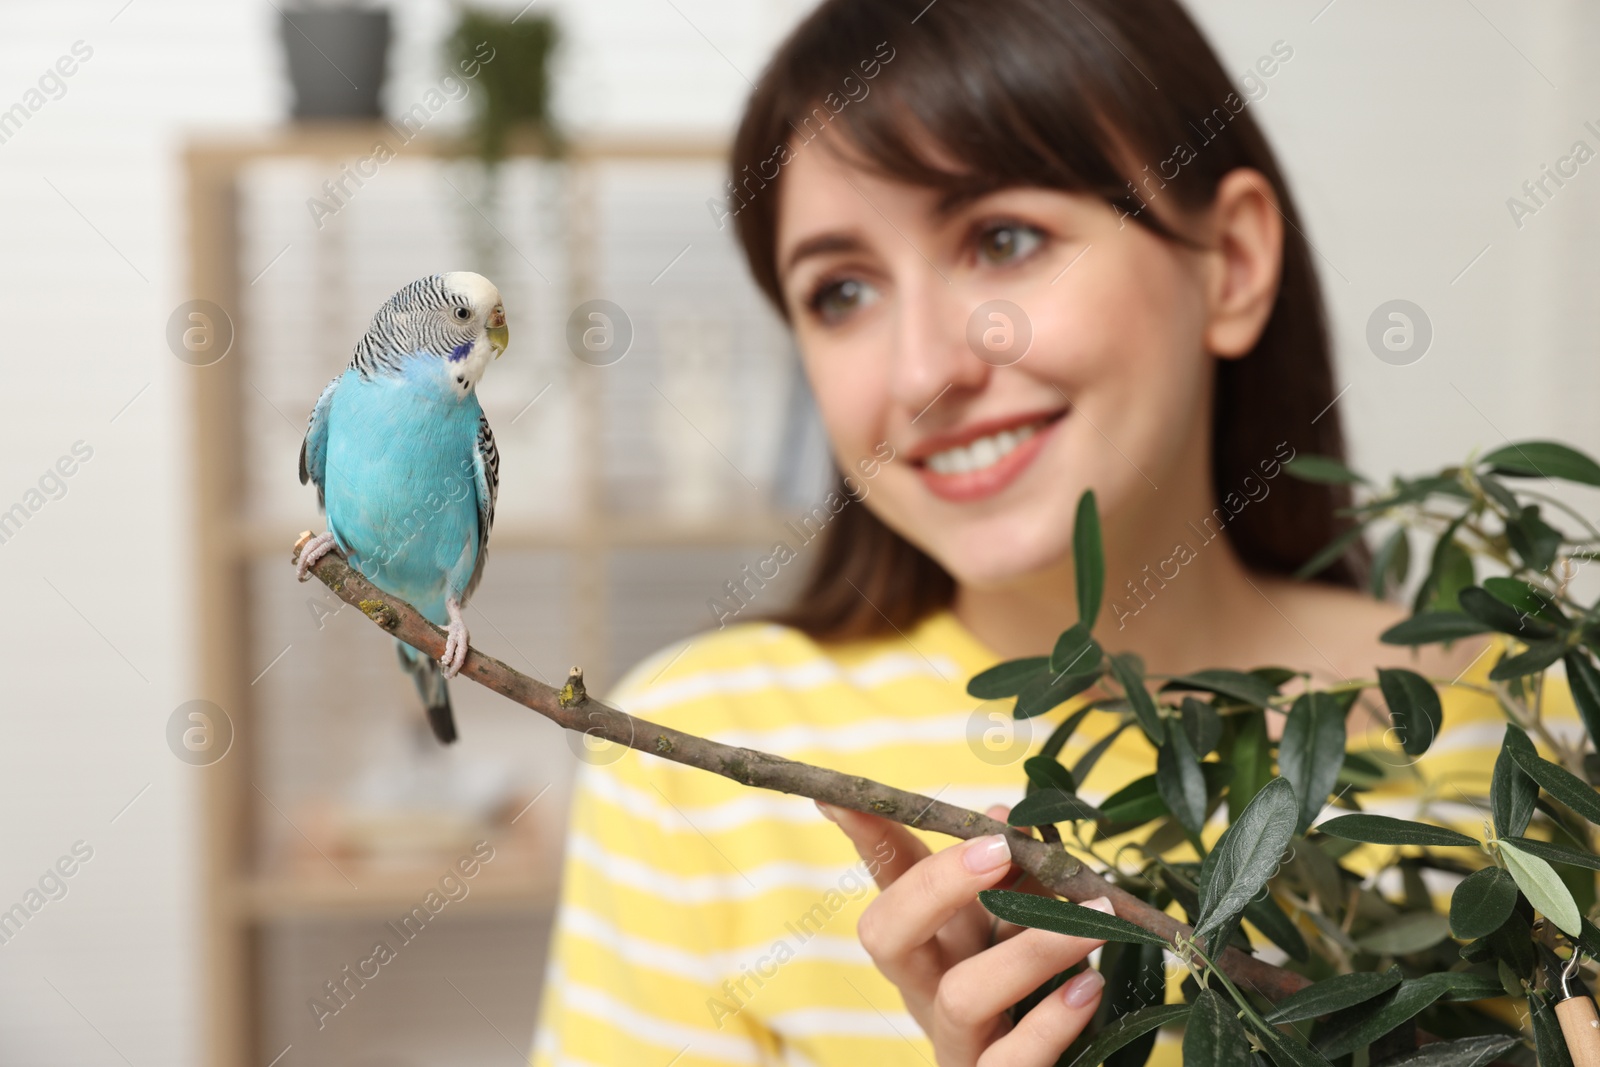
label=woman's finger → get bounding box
[853,832,1017,977]
[935,899,1112,1066]
[975,965,1105,1067]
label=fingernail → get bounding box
[1083,895,1114,914]
[1062,967,1104,1008]
[962,834,1011,873]
[815,800,838,823]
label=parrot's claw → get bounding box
[296,531,338,582]
[441,598,469,678]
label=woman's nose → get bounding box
[889,271,994,420]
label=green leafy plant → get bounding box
[446,8,561,163]
[975,441,1600,1065]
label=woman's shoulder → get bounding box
[1246,576,1493,683]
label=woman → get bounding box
[533,1,1555,1064]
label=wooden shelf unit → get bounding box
[186,125,759,1067]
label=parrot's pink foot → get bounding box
[296,531,337,582]
[440,597,469,678]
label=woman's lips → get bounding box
[913,411,1066,503]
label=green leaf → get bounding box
[1379,611,1491,647]
[978,890,1169,947]
[1414,534,1474,615]
[1477,471,1523,513]
[1099,939,1168,1067]
[1024,755,1075,794]
[1449,865,1520,939]
[1194,778,1297,945]
[1370,526,1412,598]
[1074,490,1104,629]
[1374,668,1443,759]
[1354,911,1453,955]
[1285,454,1367,485]
[1051,622,1103,677]
[1278,692,1346,834]
[1488,636,1567,681]
[1249,1016,1336,1067]
[967,656,1050,699]
[1227,712,1271,822]
[1064,1003,1191,1067]
[1375,1035,1521,1067]
[1500,840,1583,936]
[1160,669,1279,708]
[1531,991,1578,1067]
[1481,439,1600,486]
[1014,668,1101,719]
[1507,504,1563,572]
[1483,575,1568,625]
[1458,585,1557,639]
[1009,789,1105,827]
[1315,974,1470,1059]
[1099,763,1231,826]
[1110,652,1162,745]
[1156,719,1208,836]
[1505,724,1600,827]
[1294,523,1367,581]
[1503,834,1600,872]
[1315,814,1478,848]
[1563,650,1600,752]
[1491,728,1539,838]
[1182,990,1253,1067]
[1180,697,1222,756]
[1263,968,1402,1024]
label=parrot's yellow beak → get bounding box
[487,305,508,358]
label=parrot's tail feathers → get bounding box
[426,703,458,745]
[396,640,458,744]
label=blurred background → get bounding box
[2,1,1599,1064]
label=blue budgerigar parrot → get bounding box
[296,272,508,744]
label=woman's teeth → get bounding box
[924,422,1041,476]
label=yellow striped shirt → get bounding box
[532,609,1584,1066]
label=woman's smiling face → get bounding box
[775,142,1235,591]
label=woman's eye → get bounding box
[977,223,1044,265]
[807,277,877,324]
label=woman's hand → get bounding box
[818,801,1110,1067]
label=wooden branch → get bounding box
[293,534,1312,1001]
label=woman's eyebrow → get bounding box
[780,232,867,278]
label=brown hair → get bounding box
[730,0,1368,640]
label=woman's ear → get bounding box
[1201,168,1285,359]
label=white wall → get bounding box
[0,0,1596,1062]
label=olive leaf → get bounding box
[978,890,1169,947]
[1278,691,1346,834]
[1194,777,1297,945]
[1504,724,1600,827]
[1449,866,1519,940]
[1315,814,1478,848]
[1263,967,1402,1024]
[1074,489,1104,629]
[1156,719,1208,836]
[1481,439,1600,486]
[1182,989,1253,1067]
[1376,667,1443,758]
[1499,839,1582,937]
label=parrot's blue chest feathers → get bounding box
[321,357,484,624]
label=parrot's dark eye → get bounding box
[453,306,471,321]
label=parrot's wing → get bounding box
[298,375,341,509]
[465,410,499,600]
